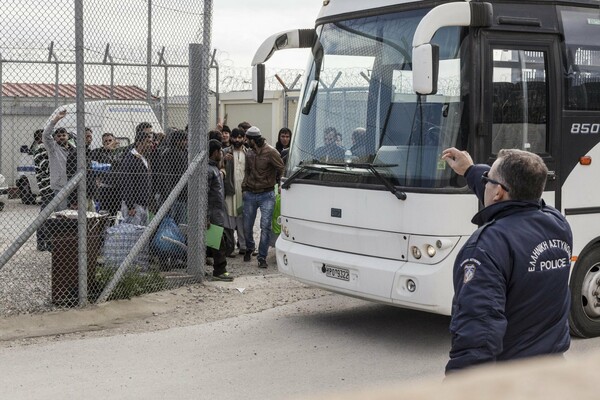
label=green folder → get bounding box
[206,224,224,250]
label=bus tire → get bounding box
[569,246,600,338]
[17,177,36,205]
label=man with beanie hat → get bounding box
[242,126,285,268]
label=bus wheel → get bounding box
[569,246,600,338]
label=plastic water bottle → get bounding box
[344,149,352,170]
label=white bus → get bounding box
[252,0,600,338]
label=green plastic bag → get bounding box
[272,186,281,235]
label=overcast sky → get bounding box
[212,0,322,69]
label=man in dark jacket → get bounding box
[207,139,234,281]
[441,147,572,374]
[34,141,53,251]
[90,133,124,215]
[119,127,155,226]
[66,127,94,210]
[156,129,188,223]
[314,126,345,163]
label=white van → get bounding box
[15,100,163,204]
[54,100,163,149]
[0,173,8,211]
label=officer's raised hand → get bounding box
[442,147,474,176]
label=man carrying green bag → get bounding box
[206,139,234,282]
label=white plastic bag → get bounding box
[102,222,149,269]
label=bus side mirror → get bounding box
[252,29,316,104]
[413,44,439,95]
[411,1,492,95]
[252,64,265,103]
[301,80,319,115]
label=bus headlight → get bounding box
[426,245,436,257]
[408,235,461,264]
[411,246,422,259]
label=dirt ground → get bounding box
[0,247,332,348]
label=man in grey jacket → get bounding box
[42,109,72,209]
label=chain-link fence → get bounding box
[0,0,213,315]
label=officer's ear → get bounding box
[494,185,511,202]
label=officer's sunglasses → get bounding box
[481,171,510,192]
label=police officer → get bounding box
[441,147,572,374]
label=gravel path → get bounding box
[0,198,287,317]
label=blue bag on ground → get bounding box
[150,216,186,260]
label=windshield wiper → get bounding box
[281,163,406,200]
[353,162,407,200]
[281,164,330,189]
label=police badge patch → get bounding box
[463,264,476,284]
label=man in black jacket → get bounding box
[119,126,155,226]
[66,127,94,210]
[90,133,124,215]
[156,129,188,223]
[441,147,572,374]
[207,139,234,281]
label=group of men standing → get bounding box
[207,122,285,281]
[33,109,285,282]
[34,110,164,250]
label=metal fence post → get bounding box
[187,43,207,279]
[187,0,212,279]
[0,54,3,173]
[147,0,153,103]
[74,0,88,306]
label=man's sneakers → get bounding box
[212,272,234,282]
[243,250,252,262]
[257,258,268,269]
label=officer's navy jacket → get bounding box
[446,164,572,373]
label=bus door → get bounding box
[480,33,561,207]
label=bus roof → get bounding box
[317,0,600,23]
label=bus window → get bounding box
[561,7,600,111]
[491,49,547,155]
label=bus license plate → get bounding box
[324,265,350,281]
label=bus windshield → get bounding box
[288,8,467,189]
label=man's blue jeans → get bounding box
[243,190,275,260]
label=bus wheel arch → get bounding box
[569,243,600,338]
